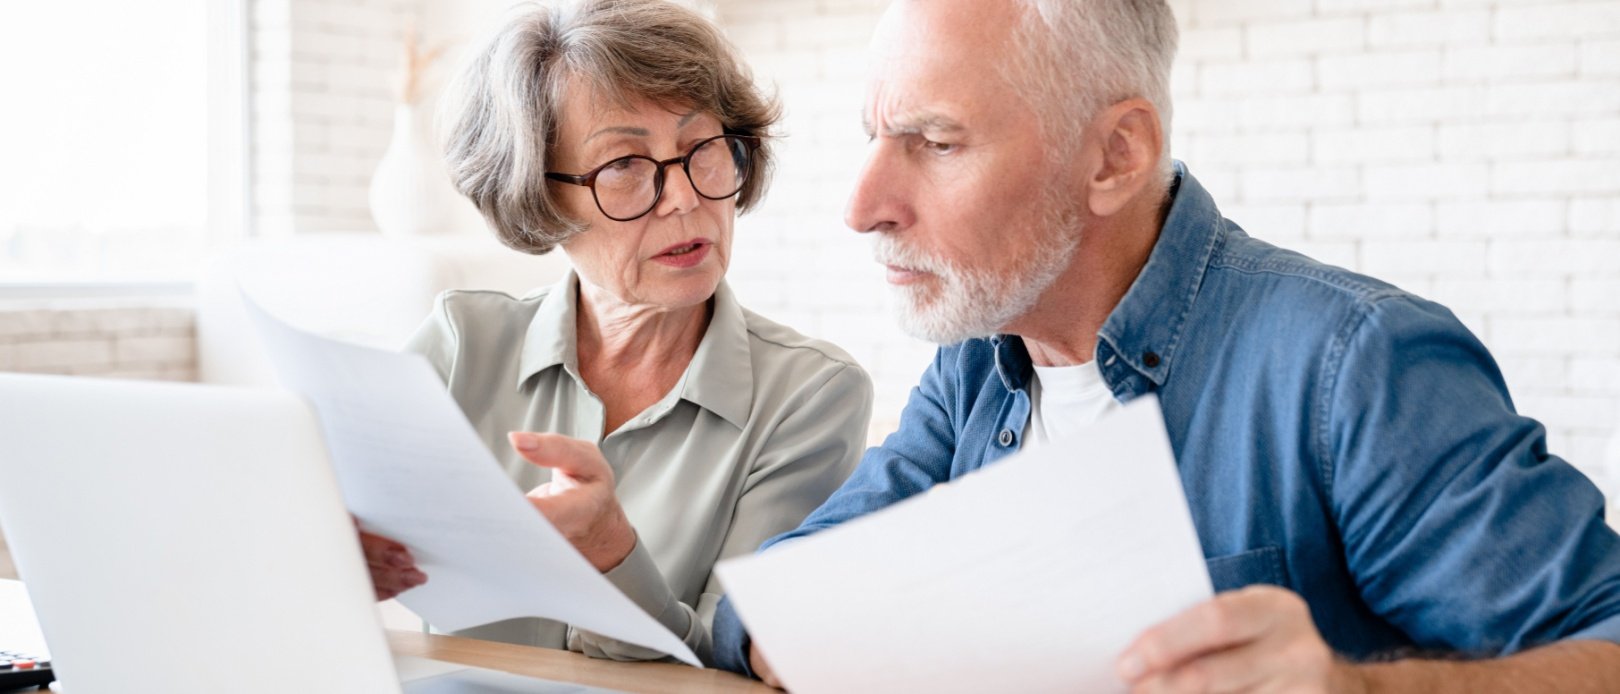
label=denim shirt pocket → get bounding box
[1206,546,1291,593]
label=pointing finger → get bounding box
[508,432,613,483]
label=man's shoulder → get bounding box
[1212,230,1399,304]
[1193,226,1483,372]
[1204,228,1422,327]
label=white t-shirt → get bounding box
[1024,360,1119,447]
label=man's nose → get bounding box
[844,144,912,234]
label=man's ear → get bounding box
[1084,98,1164,219]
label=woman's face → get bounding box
[550,85,737,312]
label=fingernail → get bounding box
[387,550,411,568]
[407,570,427,585]
[510,432,538,451]
[1117,652,1144,681]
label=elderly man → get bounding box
[711,0,1620,691]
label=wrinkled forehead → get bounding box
[864,1,1027,132]
[556,74,709,140]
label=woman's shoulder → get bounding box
[738,307,867,384]
[427,287,550,337]
[410,287,550,362]
[431,287,548,320]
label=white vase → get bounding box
[369,103,458,238]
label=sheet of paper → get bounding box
[716,394,1211,693]
[243,294,700,667]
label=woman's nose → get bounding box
[655,164,701,216]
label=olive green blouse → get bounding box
[404,270,871,664]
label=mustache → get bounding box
[871,236,951,275]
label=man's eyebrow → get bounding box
[584,125,651,143]
[865,112,965,137]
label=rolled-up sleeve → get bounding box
[1327,294,1620,655]
[573,361,873,665]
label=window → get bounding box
[0,0,242,285]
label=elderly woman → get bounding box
[356,0,871,665]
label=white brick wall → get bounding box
[251,0,411,236]
[715,0,1620,486]
[0,301,196,381]
[714,0,932,439]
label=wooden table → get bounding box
[388,630,775,693]
[0,550,771,694]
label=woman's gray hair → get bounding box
[442,0,781,255]
[1006,0,1179,186]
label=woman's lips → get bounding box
[652,240,712,268]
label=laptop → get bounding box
[0,372,621,693]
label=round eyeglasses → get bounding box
[544,134,761,222]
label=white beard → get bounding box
[873,190,1082,345]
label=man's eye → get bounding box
[923,140,957,155]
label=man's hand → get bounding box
[510,432,637,573]
[1116,585,1365,693]
[354,517,427,601]
[749,643,784,689]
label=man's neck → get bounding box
[1013,190,1169,367]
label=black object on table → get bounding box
[0,649,53,691]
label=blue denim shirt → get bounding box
[712,163,1620,674]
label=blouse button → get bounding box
[998,429,1014,447]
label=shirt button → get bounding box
[1142,351,1161,368]
[998,429,1014,446]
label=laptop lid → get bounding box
[0,373,402,693]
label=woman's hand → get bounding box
[353,517,427,601]
[509,432,638,572]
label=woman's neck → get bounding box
[574,282,710,368]
[573,280,712,435]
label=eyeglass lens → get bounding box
[593,136,750,220]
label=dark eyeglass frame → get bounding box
[544,134,762,222]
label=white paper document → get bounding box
[243,295,700,667]
[716,394,1212,693]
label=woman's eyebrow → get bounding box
[584,125,651,143]
[584,109,703,142]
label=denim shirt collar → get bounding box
[991,162,1223,395]
[988,334,1033,393]
[1097,162,1223,390]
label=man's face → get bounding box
[847,0,1083,344]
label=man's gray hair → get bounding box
[1007,0,1179,185]
[441,0,780,255]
